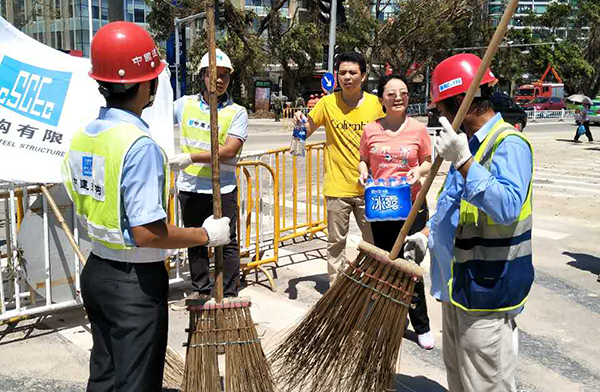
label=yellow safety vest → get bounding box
[180,98,241,178]
[62,124,169,250]
[449,120,535,312]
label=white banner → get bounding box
[0,17,174,184]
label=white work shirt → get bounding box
[173,93,248,194]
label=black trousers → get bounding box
[179,189,240,297]
[575,121,594,142]
[370,206,431,334]
[81,253,169,392]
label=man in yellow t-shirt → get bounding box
[294,52,385,284]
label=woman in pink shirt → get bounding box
[358,74,434,350]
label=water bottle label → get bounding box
[297,128,307,140]
[365,182,412,221]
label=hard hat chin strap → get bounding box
[143,78,159,110]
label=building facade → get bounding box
[0,0,152,56]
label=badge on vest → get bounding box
[188,118,211,130]
[69,151,106,202]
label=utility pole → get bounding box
[327,0,337,77]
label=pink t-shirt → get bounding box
[359,117,432,200]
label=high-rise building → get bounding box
[487,0,579,38]
[0,0,153,57]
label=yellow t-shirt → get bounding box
[309,92,385,197]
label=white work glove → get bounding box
[201,215,231,247]
[436,116,472,170]
[169,153,193,171]
[403,232,428,265]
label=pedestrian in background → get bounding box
[169,49,248,308]
[405,54,535,392]
[293,52,385,284]
[574,103,594,142]
[61,22,231,392]
[358,74,434,350]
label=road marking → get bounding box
[534,177,600,186]
[533,228,569,240]
[533,182,600,194]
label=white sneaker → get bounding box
[418,331,434,350]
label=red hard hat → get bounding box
[430,54,497,104]
[89,22,165,84]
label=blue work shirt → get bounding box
[84,107,168,262]
[428,113,533,307]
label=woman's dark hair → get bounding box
[377,74,408,113]
[376,74,408,99]
[334,52,367,74]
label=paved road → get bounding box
[1,121,599,392]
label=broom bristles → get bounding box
[269,245,421,392]
[162,346,185,390]
[181,298,276,392]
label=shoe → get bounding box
[171,292,206,311]
[417,331,435,350]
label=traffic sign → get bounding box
[321,72,335,93]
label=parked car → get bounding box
[520,96,567,111]
[426,92,528,131]
[586,99,600,125]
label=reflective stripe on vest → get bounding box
[449,120,534,312]
[62,124,169,250]
[180,98,240,177]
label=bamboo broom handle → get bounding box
[389,0,521,260]
[206,0,225,304]
[40,185,87,266]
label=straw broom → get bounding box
[38,185,187,389]
[180,2,276,391]
[269,1,521,390]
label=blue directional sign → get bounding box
[321,72,335,92]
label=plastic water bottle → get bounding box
[291,119,307,157]
[388,177,400,187]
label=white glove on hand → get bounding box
[403,232,428,265]
[169,153,193,171]
[202,215,231,247]
[436,116,472,170]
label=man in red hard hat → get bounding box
[61,22,231,392]
[404,53,534,392]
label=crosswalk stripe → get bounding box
[532,182,600,194]
[534,177,600,186]
[535,171,600,183]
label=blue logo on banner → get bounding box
[82,156,93,176]
[322,72,335,92]
[0,56,72,126]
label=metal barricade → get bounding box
[236,142,327,289]
[0,183,82,324]
[0,141,327,321]
[526,109,575,122]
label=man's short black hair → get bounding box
[98,82,141,106]
[439,85,494,116]
[334,52,367,74]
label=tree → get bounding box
[577,0,600,97]
[146,0,293,104]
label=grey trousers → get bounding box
[326,196,373,284]
[442,302,519,392]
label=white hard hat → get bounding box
[198,48,234,73]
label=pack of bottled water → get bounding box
[365,177,412,221]
[290,119,307,157]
